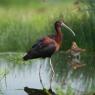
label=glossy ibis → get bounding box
[23,20,75,89]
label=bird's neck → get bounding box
[55,27,63,45]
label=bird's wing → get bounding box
[23,37,57,60]
[28,37,56,53]
[32,35,55,48]
[32,38,44,48]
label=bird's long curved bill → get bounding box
[62,23,75,36]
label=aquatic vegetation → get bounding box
[0,0,94,52]
[56,86,74,95]
[0,52,95,95]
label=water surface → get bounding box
[0,52,95,95]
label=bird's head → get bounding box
[55,20,75,36]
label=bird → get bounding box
[66,41,86,59]
[23,20,75,89]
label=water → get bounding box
[0,52,95,95]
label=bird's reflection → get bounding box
[66,41,86,69]
[67,56,86,70]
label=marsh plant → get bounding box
[0,0,94,52]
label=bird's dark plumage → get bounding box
[23,37,56,60]
[23,21,63,61]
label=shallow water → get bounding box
[0,52,95,95]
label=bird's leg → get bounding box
[49,58,55,89]
[39,62,45,89]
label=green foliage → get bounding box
[56,87,64,95]
[0,0,94,52]
[56,86,74,95]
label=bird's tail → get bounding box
[23,49,41,61]
[23,54,30,61]
[23,51,39,61]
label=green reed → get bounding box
[0,0,94,52]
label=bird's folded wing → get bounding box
[32,35,55,49]
[32,38,44,48]
[32,40,48,50]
